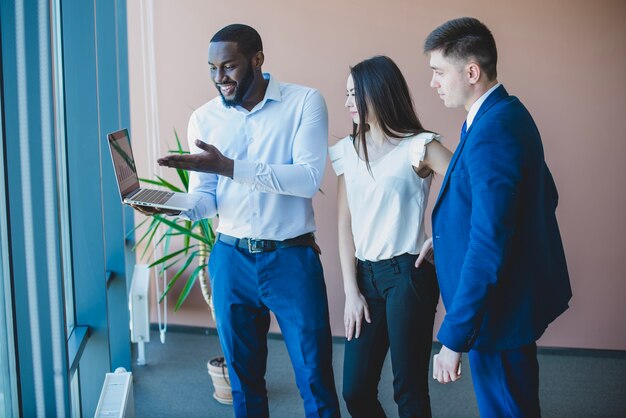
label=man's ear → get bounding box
[252,51,264,69]
[466,62,481,85]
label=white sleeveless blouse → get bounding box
[329,132,440,261]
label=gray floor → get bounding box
[133,329,626,417]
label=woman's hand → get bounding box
[344,290,371,341]
[415,237,434,267]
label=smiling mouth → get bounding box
[218,83,236,96]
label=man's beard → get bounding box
[219,65,255,108]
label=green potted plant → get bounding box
[132,131,232,405]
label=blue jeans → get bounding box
[208,239,340,418]
[342,253,439,418]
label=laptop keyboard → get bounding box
[131,189,175,205]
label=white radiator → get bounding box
[94,368,135,418]
[129,264,150,344]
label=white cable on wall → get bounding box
[139,0,168,343]
[15,0,46,416]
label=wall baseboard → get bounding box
[150,323,626,358]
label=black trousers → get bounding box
[342,253,439,418]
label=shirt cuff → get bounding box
[233,160,257,185]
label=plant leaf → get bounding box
[149,246,193,268]
[198,219,215,251]
[173,130,190,191]
[183,219,192,254]
[158,254,199,304]
[155,176,183,193]
[140,220,162,260]
[133,217,159,250]
[153,215,209,243]
[174,264,204,311]
[138,177,168,187]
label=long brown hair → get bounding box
[350,56,426,171]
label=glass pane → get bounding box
[0,85,18,418]
[70,368,80,418]
[50,0,75,335]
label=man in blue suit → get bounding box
[420,17,572,416]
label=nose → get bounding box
[214,68,226,84]
[345,95,354,108]
[430,74,438,89]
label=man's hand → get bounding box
[433,345,462,384]
[344,290,371,341]
[415,237,434,267]
[157,139,234,178]
[130,204,180,217]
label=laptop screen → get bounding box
[107,129,141,198]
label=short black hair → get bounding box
[210,24,263,58]
[424,17,498,81]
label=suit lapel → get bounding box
[433,85,510,214]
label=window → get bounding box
[0,0,133,415]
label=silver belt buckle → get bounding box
[247,239,264,254]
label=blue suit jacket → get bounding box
[432,85,572,352]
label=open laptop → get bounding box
[107,128,199,212]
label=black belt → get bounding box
[217,233,321,254]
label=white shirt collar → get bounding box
[232,73,282,114]
[466,82,501,129]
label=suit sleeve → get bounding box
[437,120,523,352]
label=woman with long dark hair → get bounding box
[329,55,451,417]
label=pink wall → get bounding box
[127,0,626,350]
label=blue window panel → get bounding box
[0,0,69,416]
[61,0,132,415]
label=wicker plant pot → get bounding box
[207,356,233,405]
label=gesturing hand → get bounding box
[344,290,371,341]
[157,139,234,178]
[415,237,434,268]
[433,345,462,384]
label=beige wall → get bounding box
[127,0,626,350]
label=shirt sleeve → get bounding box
[180,112,218,221]
[232,89,328,198]
[328,139,345,176]
[409,132,442,167]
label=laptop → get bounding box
[107,128,199,212]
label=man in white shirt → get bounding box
[158,24,340,418]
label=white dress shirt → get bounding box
[329,132,439,261]
[182,74,328,240]
[466,82,501,129]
